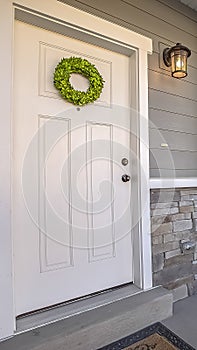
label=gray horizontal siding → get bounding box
[150,149,197,170]
[149,109,197,135]
[149,70,197,101]
[150,129,197,151]
[122,0,197,35]
[60,0,197,178]
[150,169,197,177]
[159,0,197,23]
[149,89,197,118]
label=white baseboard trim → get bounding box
[150,178,197,189]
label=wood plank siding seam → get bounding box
[149,127,197,136]
[149,107,197,115]
[149,107,197,120]
[151,148,197,153]
[121,0,197,38]
[149,88,197,103]
[148,68,197,86]
[157,0,197,23]
[59,0,197,52]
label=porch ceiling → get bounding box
[178,0,197,11]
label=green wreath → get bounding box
[54,57,104,106]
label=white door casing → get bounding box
[0,0,152,339]
[14,21,134,315]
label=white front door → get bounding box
[13,20,133,316]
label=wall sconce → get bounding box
[163,43,191,78]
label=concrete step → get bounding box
[16,284,141,332]
[56,286,173,350]
[2,286,173,350]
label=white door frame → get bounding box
[0,0,152,340]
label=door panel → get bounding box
[39,42,112,105]
[87,122,115,262]
[13,21,133,315]
[39,117,73,272]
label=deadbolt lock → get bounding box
[121,158,128,166]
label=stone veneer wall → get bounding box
[151,188,197,295]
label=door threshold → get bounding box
[16,284,141,334]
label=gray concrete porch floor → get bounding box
[163,294,197,349]
[0,294,196,350]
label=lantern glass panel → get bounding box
[171,50,187,78]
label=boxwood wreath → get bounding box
[54,57,104,106]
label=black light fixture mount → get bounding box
[163,43,191,78]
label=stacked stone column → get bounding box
[151,188,197,295]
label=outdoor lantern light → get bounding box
[163,43,191,78]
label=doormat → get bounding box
[98,323,195,350]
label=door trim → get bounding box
[0,0,152,340]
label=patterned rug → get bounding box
[98,323,195,350]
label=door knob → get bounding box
[122,174,131,182]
